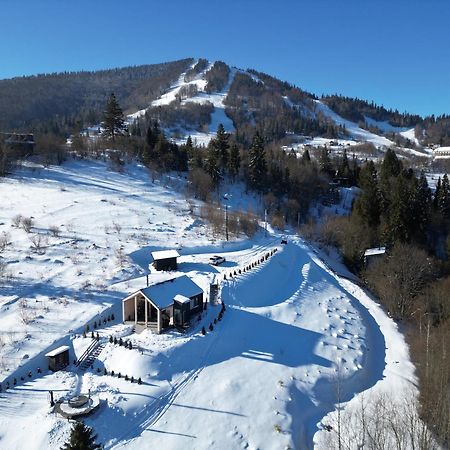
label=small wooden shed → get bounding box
[364,247,386,267]
[151,249,180,271]
[45,345,70,371]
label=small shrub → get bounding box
[118,372,121,379]
[128,341,133,350]
[111,370,115,376]
[119,337,123,346]
[125,375,128,381]
[0,232,10,252]
[12,214,23,228]
[131,376,134,383]
[209,323,213,332]
[214,318,217,324]
[49,225,60,237]
[21,217,34,233]
[104,368,107,375]
[91,331,94,339]
[113,337,117,345]
[109,335,113,343]
[138,377,142,385]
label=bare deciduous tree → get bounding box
[0,232,10,252]
[21,217,34,233]
[11,214,22,228]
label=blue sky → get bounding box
[1,0,449,117]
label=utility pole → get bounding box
[225,204,229,241]
[264,209,267,237]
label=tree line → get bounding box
[308,148,449,446]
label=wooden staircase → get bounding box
[75,339,106,371]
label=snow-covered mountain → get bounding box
[122,58,443,160]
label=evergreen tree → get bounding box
[228,143,241,181]
[185,135,195,169]
[354,161,380,227]
[379,148,403,211]
[437,173,450,218]
[214,124,229,172]
[205,141,221,184]
[318,147,333,177]
[301,148,311,164]
[380,148,402,180]
[413,172,432,242]
[61,422,101,450]
[337,148,351,183]
[247,132,267,191]
[433,176,442,210]
[101,93,127,141]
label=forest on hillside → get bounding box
[0,58,193,134]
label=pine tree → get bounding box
[337,148,351,183]
[205,141,221,184]
[214,124,229,172]
[354,161,380,227]
[101,93,127,141]
[301,149,311,164]
[437,173,450,218]
[318,147,333,177]
[379,148,403,212]
[61,422,101,450]
[412,172,432,242]
[247,132,267,191]
[228,143,241,181]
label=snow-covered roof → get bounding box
[140,275,203,309]
[364,247,386,257]
[45,345,70,357]
[151,249,180,261]
[174,294,190,304]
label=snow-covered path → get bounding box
[113,238,415,450]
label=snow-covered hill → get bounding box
[0,159,420,449]
[128,59,236,146]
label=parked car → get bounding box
[209,255,226,265]
[281,237,288,244]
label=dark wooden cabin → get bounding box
[45,345,70,371]
[123,275,204,333]
[151,249,180,271]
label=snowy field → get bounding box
[0,159,419,449]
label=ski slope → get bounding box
[128,60,236,146]
[314,100,394,148]
[0,159,418,449]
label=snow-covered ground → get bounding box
[0,159,421,449]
